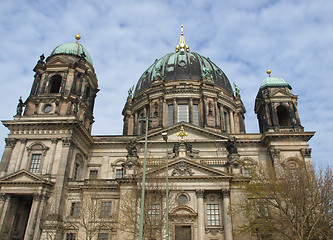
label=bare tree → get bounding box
[76,180,114,240]
[41,180,114,240]
[233,163,333,240]
[118,163,176,240]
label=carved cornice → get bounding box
[222,190,230,198]
[5,138,16,148]
[268,147,280,160]
[205,227,224,235]
[62,137,74,148]
[301,148,312,158]
[196,189,204,198]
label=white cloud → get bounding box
[0,0,332,167]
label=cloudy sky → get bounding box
[0,0,332,167]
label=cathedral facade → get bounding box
[0,30,314,240]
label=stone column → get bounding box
[189,97,193,124]
[173,98,177,124]
[0,194,12,236]
[222,190,233,240]
[0,194,10,229]
[24,194,42,240]
[214,99,219,127]
[203,97,207,126]
[32,194,48,240]
[134,111,138,135]
[220,105,224,131]
[46,138,58,176]
[196,190,205,240]
[15,139,27,171]
[0,138,16,173]
[52,138,74,217]
[159,97,164,126]
[229,110,235,133]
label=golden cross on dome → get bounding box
[176,126,188,142]
[176,25,189,53]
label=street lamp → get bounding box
[138,116,152,240]
[162,132,169,240]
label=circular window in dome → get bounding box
[43,104,53,113]
[177,194,188,205]
[178,60,186,67]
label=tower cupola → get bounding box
[255,70,303,133]
[22,34,99,133]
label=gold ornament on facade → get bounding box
[176,126,188,142]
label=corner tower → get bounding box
[24,34,99,133]
[255,70,303,133]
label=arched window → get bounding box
[277,105,291,126]
[49,75,62,93]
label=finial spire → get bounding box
[176,25,189,52]
[75,34,81,43]
[267,69,271,77]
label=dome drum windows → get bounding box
[166,99,200,126]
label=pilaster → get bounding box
[222,190,233,240]
[0,138,16,173]
[196,190,205,240]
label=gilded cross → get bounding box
[176,126,188,142]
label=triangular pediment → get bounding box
[137,122,229,143]
[270,88,294,98]
[145,158,232,179]
[0,169,53,186]
[46,56,71,66]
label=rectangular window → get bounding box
[66,233,76,240]
[178,104,189,122]
[29,154,42,173]
[98,233,109,240]
[168,104,174,126]
[70,202,81,217]
[148,203,160,226]
[207,204,220,226]
[116,169,123,179]
[101,201,112,217]
[193,104,199,125]
[89,170,98,179]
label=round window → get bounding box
[43,104,52,113]
[177,194,188,205]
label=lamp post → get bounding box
[138,116,152,240]
[162,132,169,240]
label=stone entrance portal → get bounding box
[3,195,32,240]
[175,225,192,240]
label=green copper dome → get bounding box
[50,42,93,65]
[260,76,291,89]
[134,51,233,97]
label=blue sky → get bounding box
[0,0,332,167]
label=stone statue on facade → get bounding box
[225,137,238,155]
[16,97,25,116]
[126,139,138,158]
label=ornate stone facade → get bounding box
[0,32,314,240]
